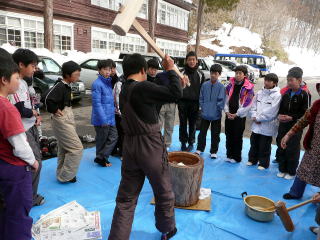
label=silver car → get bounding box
[79,59,123,90]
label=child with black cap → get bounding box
[43,61,83,183]
[247,73,281,170]
[276,67,309,180]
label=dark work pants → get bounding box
[225,117,246,162]
[0,160,33,240]
[197,118,221,154]
[112,114,123,156]
[95,125,118,160]
[178,100,199,145]
[288,176,307,198]
[276,123,302,175]
[26,125,42,205]
[248,132,273,168]
[108,134,175,240]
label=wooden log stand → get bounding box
[168,152,204,207]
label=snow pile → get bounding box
[271,47,320,77]
[189,23,263,54]
[189,23,320,77]
[0,43,120,65]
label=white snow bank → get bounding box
[271,47,320,77]
[189,23,263,54]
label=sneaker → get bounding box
[33,194,45,207]
[277,172,286,178]
[284,174,295,180]
[195,150,201,155]
[246,162,253,166]
[226,158,237,163]
[161,227,177,240]
[257,166,266,170]
[283,193,300,200]
[186,144,194,152]
[67,176,77,183]
[181,143,187,151]
[210,153,217,159]
[309,226,319,235]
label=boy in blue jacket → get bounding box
[91,59,118,167]
[196,64,226,159]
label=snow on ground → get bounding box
[189,23,263,54]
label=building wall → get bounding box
[0,0,191,54]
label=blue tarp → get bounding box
[31,127,318,240]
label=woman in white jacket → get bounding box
[247,73,282,170]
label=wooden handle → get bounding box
[132,19,184,79]
[287,199,313,212]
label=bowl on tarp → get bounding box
[241,192,276,222]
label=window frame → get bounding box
[0,10,74,52]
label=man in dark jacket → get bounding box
[178,51,205,151]
[108,54,186,240]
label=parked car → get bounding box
[243,64,260,83]
[34,56,85,103]
[214,60,258,83]
[79,58,123,90]
[119,52,163,71]
[173,56,229,85]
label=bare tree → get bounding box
[195,0,239,55]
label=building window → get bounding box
[92,27,147,54]
[53,24,72,52]
[91,0,148,19]
[24,31,36,48]
[157,0,189,31]
[1,16,22,47]
[156,38,187,57]
[0,11,73,52]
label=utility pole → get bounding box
[44,0,54,51]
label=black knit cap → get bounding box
[287,67,303,79]
[62,61,81,78]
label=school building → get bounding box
[0,0,194,56]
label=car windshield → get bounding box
[203,58,214,69]
[116,62,123,76]
[38,58,61,74]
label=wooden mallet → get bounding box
[275,199,313,232]
[112,0,189,86]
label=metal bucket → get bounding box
[241,192,275,222]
